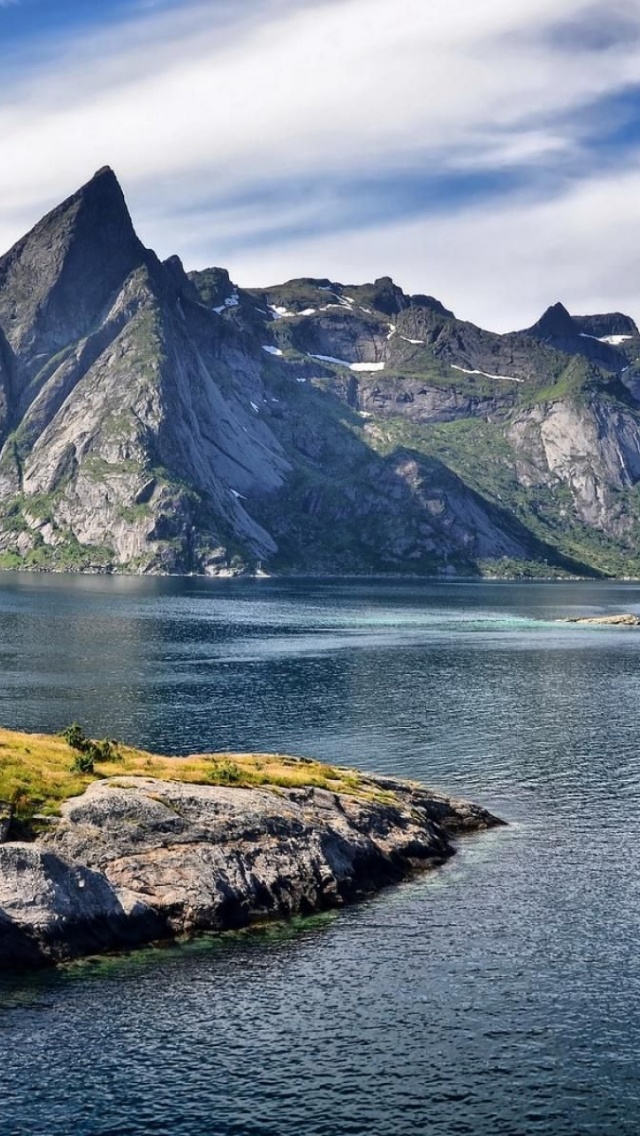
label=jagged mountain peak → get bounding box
[69,166,137,233]
[527,301,576,338]
[92,164,117,180]
[525,302,639,343]
[4,165,135,260]
[0,165,147,370]
[70,164,122,204]
[522,301,632,372]
[362,276,409,316]
[163,254,201,304]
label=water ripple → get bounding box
[2,576,640,1134]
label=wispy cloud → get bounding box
[1,0,640,328]
[218,160,640,331]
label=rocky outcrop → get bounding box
[572,312,639,339]
[0,772,502,969]
[560,613,640,625]
[0,843,163,969]
[352,375,510,423]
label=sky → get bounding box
[2,0,640,331]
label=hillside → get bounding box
[1,168,640,577]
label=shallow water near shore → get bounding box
[2,574,640,1135]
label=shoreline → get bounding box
[0,728,504,970]
[0,566,635,583]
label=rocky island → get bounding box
[0,726,502,969]
[560,613,640,626]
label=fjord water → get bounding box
[2,576,640,1135]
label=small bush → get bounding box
[62,723,88,751]
[11,788,33,818]
[92,738,122,763]
[71,750,95,775]
[206,760,242,785]
[62,723,122,773]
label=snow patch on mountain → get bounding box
[451,365,523,383]
[213,293,239,314]
[309,354,385,372]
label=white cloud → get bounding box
[219,162,640,332]
[1,0,640,328]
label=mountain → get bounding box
[1,168,640,577]
[523,301,637,370]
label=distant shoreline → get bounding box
[0,566,634,583]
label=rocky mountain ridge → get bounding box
[1,167,640,577]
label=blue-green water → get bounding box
[2,574,640,1135]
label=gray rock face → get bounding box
[508,398,640,533]
[572,312,639,339]
[0,167,149,387]
[354,375,509,423]
[0,172,290,572]
[0,774,502,968]
[0,326,13,438]
[0,841,162,969]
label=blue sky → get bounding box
[2,0,640,330]
[1,0,136,38]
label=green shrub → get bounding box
[62,722,88,751]
[92,738,122,763]
[206,760,242,785]
[62,723,122,772]
[71,750,95,775]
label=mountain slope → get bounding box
[1,168,640,577]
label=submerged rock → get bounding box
[0,772,502,969]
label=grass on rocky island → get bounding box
[0,725,391,825]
